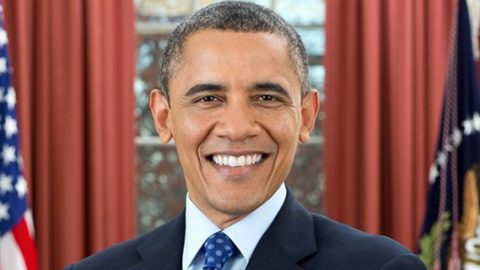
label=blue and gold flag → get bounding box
[419,0,480,269]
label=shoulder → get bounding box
[65,233,148,270]
[65,215,183,270]
[306,214,426,270]
[311,214,404,252]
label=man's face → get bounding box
[150,29,318,226]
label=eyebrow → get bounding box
[184,82,291,98]
[252,82,291,98]
[185,83,225,96]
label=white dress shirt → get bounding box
[182,184,287,270]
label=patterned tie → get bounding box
[202,231,237,270]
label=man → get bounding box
[67,1,426,269]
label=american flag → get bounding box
[0,4,38,270]
[418,0,480,269]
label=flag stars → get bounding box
[437,152,447,167]
[463,118,474,135]
[0,174,12,194]
[16,176,27,198]
[18,156,24,170]
[430,112,480,186]
[429,165,439,184]
[0,29,7,47]
[452,128,463,147]
[2,145,15,165]
[0,57,6,73]
[0,202,9,221]
[4,116,18,138]
[473,112,480,131]
[5,86,15,109]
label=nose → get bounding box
[214,100,261,141]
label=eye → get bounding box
[254,94,284,104]
[197,95,219,103]
[191,95,224,108]
[257,95,277,102]
[252,94,284,108]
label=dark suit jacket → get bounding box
[66,191,426,270]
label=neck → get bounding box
[187,194,251,229]
[204,211,247,229]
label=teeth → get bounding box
[211,154,263,167]
[229,156,237,167]
[238,156,245,166]
[246,155,252,165]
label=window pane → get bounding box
[136,34,169,137]
[243,0,273,7]
[289,143,324,213]
[308,65,324,137]
[199,0,273,8]
[135,0,194,23]
[298,28,325,56]
[309,65,325,95]
[137,144,185,233]
[274,0,325,25]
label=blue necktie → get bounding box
[202,231,237,270]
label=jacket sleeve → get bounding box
[380,254,427,270]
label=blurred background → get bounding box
[4,0,480,270]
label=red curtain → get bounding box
[325,0,455,250]
[4,0,137,269]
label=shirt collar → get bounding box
[182,184,287,269]
[182,195,219,270]
[223,183,286,262]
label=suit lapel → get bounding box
[124,190,316,270]
[247,190,317,270]
[127,211,186,270]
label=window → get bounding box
[134,0,325,234]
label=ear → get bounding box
[299,89,320,143]
[149,89,173,143]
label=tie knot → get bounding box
[202,231,237,270]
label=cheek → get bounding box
[264,112,301,172]
[169,115,199,167]
[173,111,212,143]
[260,108,301,142]
[170,111,218,172]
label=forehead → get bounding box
[181,29,292,63]
[169,30,300,91]
[185,29,288,51]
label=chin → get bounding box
[212,195,262,217]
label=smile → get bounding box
[210,154,265,167]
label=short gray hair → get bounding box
[159,1,310,100]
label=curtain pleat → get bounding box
[4,0,137,269]
[325,0,454,250]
